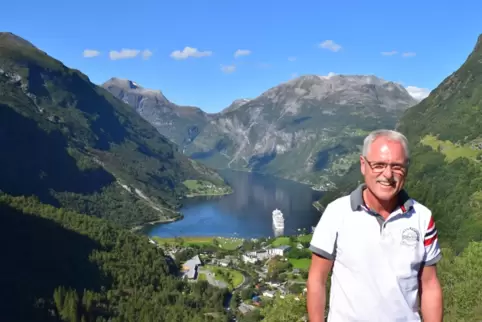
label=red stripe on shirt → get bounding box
[424,233,438,246]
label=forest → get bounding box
[0,194,229,322]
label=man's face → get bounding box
[360,137,408,201]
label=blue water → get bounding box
[146,169,323,239]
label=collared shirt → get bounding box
[309,184,442,322]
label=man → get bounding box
[307,129,443,322]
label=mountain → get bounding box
[102,77,213,147]
[220,98,252,114]
[105,74,417,189]
[396,34,482,253]
[0,32,229,228]
[315,34,482,322]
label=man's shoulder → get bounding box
[409,198,432,216]
[324,195,352,214]
[407,198,434,228]
[326,194,352,210]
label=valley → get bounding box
[145,169,322,239]
[0,29,482,322]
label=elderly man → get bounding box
[307,129,443,322]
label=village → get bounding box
[149,232,313,319]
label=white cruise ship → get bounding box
[272,208,285,229]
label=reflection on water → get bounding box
[146,169,323,239]
[273,225,284,237]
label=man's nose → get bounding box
[382,164,394,177]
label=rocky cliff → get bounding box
[105,74,418,189]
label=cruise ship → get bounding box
[272,208,285,229]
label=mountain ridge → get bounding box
[105,73,418,189]
[0,32,229,228]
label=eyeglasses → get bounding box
[363,156,409,174]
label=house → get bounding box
[242,254,258,264]
[219,259,229,267]
[263,290,275,298]
[182,255,202,279]
[238,303,256,315]
[245,250,270,261]
[267,245,291,257]
[266,281,280,288]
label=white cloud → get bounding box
[221,64,236,73]
[83,49,100,58]
[402,52,416,58]
[319,40,342,52]
[234,49,251,58]
[109,49,140,60]
[381,50,398,56]
[288,56,297,62]
[142,49,153,60]
[170,46,213,60]
[405,86,430,101]
[319,72,337,79]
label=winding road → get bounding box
[198,266,250,291]
[199,269,229,289]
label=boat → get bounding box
[272,208,285,229]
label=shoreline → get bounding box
[184,189,234,198]
[130,214,184,232]
[130,190,234,232]
[312,200,325,213]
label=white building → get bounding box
[242,254,259,264]
[263,290,275,298]
[182,255,202,279]
[267,245,291,256]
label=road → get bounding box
[199,267,251,290]
[233,268,251,290]
[199,269,229,289]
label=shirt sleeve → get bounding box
[423,214,442,266]
[309,202,340,260]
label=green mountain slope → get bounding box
[0,193,228,321]
[397,34,482,252]
[310,34,482,321]
[0,32,229,228]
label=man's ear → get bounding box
[360,155,366,176]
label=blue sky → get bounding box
[2,0,482,112]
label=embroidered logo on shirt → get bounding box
[401,227,420,247]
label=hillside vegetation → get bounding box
[0,193,229,321]
[0,32,229,228]
[397,34,482,252]
[314,34,482,321]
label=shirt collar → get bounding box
[349,183,413,214]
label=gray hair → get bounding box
[362,129,410,160]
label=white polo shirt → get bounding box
[309,184,442,322]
